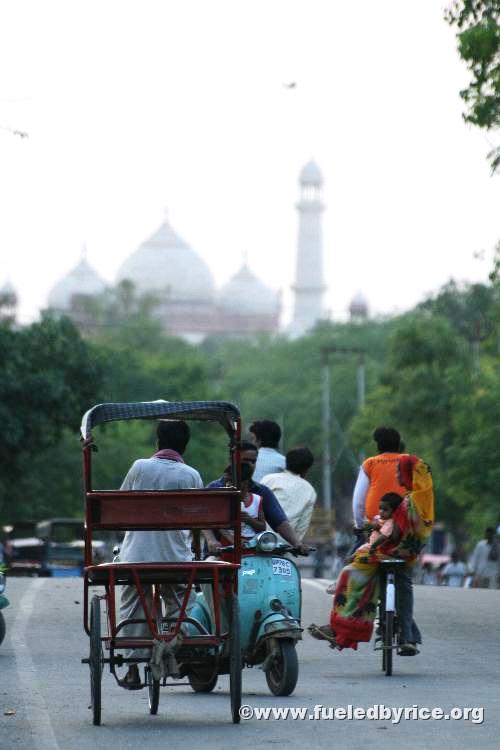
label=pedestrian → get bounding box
[469,528,499,589]
[441,551,468,587]
[249,419,286,482]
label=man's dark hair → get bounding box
[223,461,254,483]
[157,420,190,454]
[286,447,314,476]
[373,426,401,453]
[379,492,404,511]
[249,420,281,448]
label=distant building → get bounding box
[0,279,18,323]
[47,215,280,341]
[45,163,369,340]
[349,291,369,322]
[289,159,327,338]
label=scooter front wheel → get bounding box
[265,640,298,697]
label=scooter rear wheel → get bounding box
[188,666,218,693]
[0,612,5,646]
[265,640,298,697]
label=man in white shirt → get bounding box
[441,552,468,587]
[469,527,499,589]
[261,447,316,543]
[250,419,286,482]
[118,419,203,689]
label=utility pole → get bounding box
[321,349,332,513]
[320,346,366,516]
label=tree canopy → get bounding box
[446,1,500,170]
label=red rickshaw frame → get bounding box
[80,400,243,725]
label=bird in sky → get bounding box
[0,125,29,138]
[283,82,297,89]
[473,249,485,260]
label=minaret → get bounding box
[290,160,326,337]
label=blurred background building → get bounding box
[1,162,369,339]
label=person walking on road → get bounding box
[469,528,499,589]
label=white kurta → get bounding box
[119,457,203,563]
[261,469,316,542]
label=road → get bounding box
[1,577,499,750]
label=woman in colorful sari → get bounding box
[309,455,434,652]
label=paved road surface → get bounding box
[1,577,499,749]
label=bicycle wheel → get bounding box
[384,610,394,677]
[229,594,242,724]
[89,595,103,725]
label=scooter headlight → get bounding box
[256,531,278,552]
[0,573,5,594]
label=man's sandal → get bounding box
[118,666,142,690]
[308,623,337,646]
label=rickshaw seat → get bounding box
[85,559,238,586]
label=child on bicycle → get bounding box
[350,492,403,560]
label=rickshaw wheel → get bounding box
[147,669,160,715]
[89,596,103,726]
[188,665,218,693]
[229,595,242,724]
[265,640,298,697]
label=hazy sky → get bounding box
[0,0,498,325]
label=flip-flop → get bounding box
[308,623,337,646]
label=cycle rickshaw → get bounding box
[80,400,243,725]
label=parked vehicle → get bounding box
[7,518,107,577]
[0,572,9,645]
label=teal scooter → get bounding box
[0,572,9,646]
[187,531,303,697]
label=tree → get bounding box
[0,314,103,520]
[446,1,500,171]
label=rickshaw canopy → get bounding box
[80,400,240,441]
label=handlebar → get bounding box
[210,544,316,557]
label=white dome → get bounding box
[48,258,107,310]
[219,264,279,315]
[349,291,369,317]
[116,220,215,302]
[1,279,16,296]
[300,159,322,185]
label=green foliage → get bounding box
[0,314,103,520]
[446,1,500,170]
[3,266,499,551]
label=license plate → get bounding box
[272,558,292,576]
